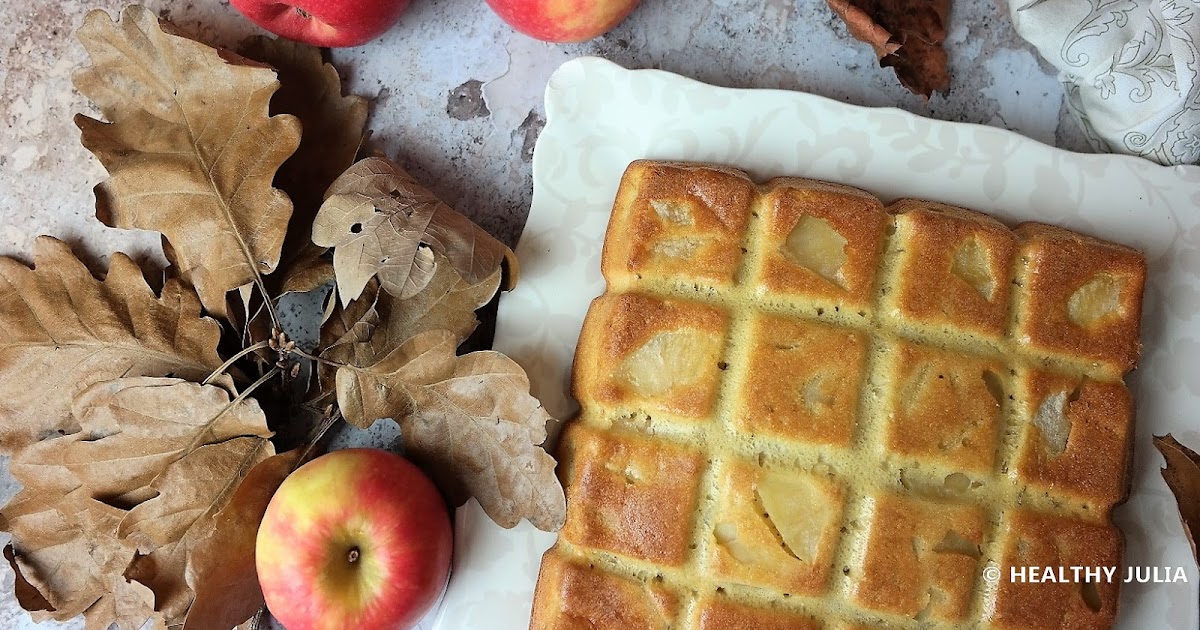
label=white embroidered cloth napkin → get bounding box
[1009,0,1200,165]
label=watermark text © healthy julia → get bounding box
[1008,566,1188,584]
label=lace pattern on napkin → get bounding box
[1011,0,1200,165]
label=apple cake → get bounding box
[530,160,1145,629]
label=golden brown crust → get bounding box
[529,551,679,630]
[880,338,1008,474]
[988,509,1122,630]
[851,493,986,622]
[734,314,867,448]
[1011,222,1146,373]
[532,160,1145,630]
[558,423,706,565]
[1014,371,1135,514]
[707,460,845,596]
[692,597,823,630]
[602,160,756,290]
[572,291,729,419]
[753,179,889,311]
[882,199,1017,339]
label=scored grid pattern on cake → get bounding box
[535,162,1141,630]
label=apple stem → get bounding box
[295,6,311,19]
[347,547,360,564]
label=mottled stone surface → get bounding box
[0,0,1091,627]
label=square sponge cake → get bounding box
[531,160,1145,630]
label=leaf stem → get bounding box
[203,340,271,385]
[233,366,281,406]
[298,408,342,462]
[178,366,282,473]
[289,347,344,368]
[255,277,281,330]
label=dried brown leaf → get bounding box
[11,377,274,509]
[182,447,306,630]
[0,237,223,453]
[74,6,302,317]
[3,545,53,615]
[318,259,501,392]
[377,263,501,349]
[317,279,381,393]
[122,435,275,625]
[1155,434,1200,563]
[312,157,517,305]
[2,490,157,629]
[826,0,952,97]
[279,255,335,296]
[321,279,381,354]
[81,569,161,630]
[239,36,367,298]
[2,378,274,628]
[158,400,337,630]
[334,330,565,531]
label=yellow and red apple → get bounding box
[230,0,411,47]
[256,448,452,630]
[485,0,642,43]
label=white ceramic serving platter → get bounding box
[431,57,1200,630]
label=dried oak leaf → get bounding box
[312,157,518,306]
[74,5,302,318]
[183,446,307,630]
[3,546,52,615]
[826,0,952,97]
[335,330,565,530]
[276,253,335,297]
[1155,434,1200,563]
[1,490,159,630]
[2,377,274,628]
[239,36,368,297]
[123,435,275,625]
[0,237,223,453]
[318,259,501,391]
[179,411,333,630]
[10,377,274,510]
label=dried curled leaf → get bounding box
[2,490,159,630]
[11,377,273,509]
[277,254,335,297]
[318,259,501,391]
[1155,434,1200,563]
[335,330,565,531]
[123,436,275,624]
[312,157,518,305]
[3,546,52,615]
[2,377,275,628]
[0,237,223,453]
[239,36,368,297]
[74,5,302,317]
[183,446,307,630]
[826,0,952,97]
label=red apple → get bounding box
[256,449,452,630]
[229,0,411,47]
[485,0,641,43]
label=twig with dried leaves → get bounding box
[0,5,565,630]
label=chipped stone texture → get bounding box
[0,1,262,273]
[515,111,545,163]
[447,79,490,120]
[1,0,1090,261]
[0,0,1093,627]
